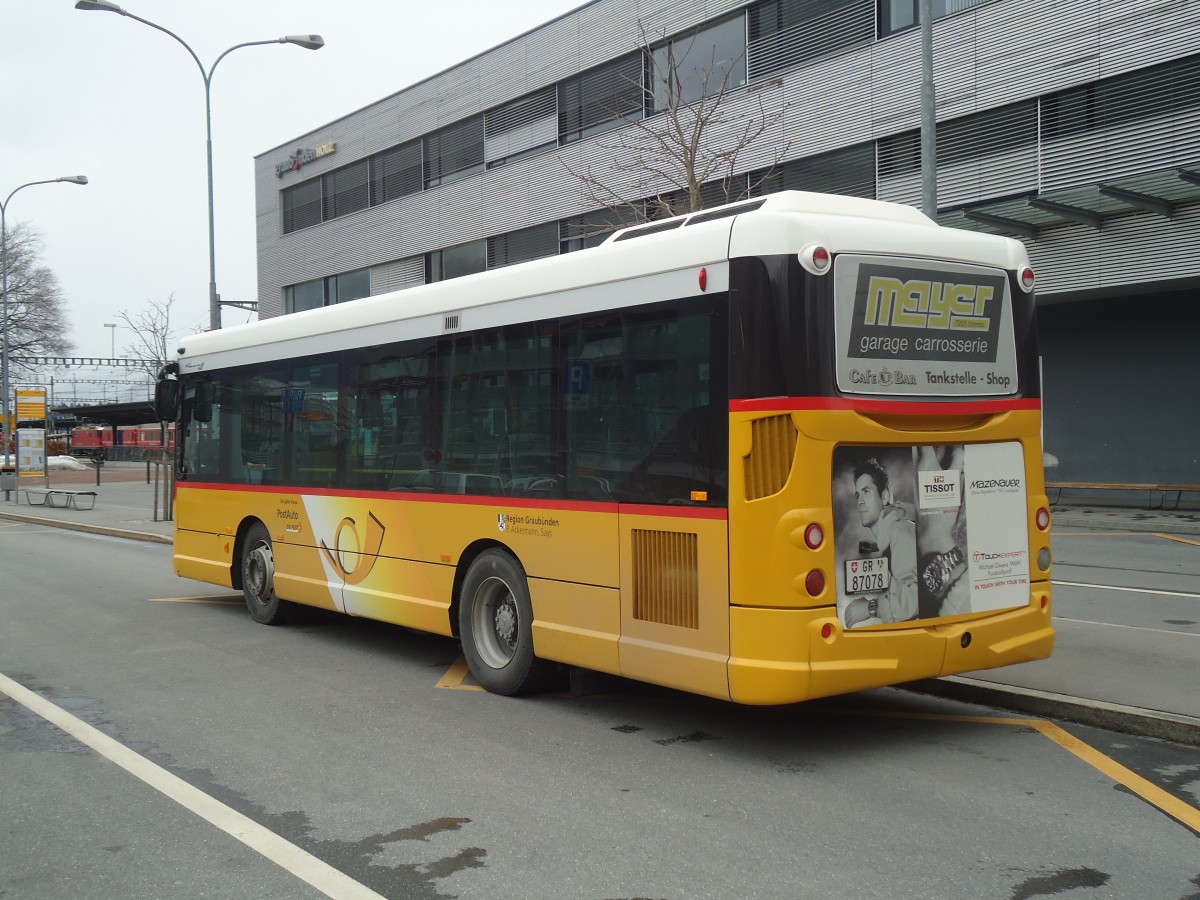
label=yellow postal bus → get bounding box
[157,191,1053,703]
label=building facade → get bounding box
[254,0,1200,483]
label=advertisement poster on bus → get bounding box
[832,441,1029,629]
[833,255,1020,397]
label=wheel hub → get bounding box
[494,598,517,650]
[247,544,274,600]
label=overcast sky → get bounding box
[4,0,584,400]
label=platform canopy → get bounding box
[52,400,158,428]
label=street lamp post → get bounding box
[2,176,89,471]
[104,322,117,357]
[75,1,324,331]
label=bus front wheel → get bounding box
[459,550,555,695]
[241,522,288,625]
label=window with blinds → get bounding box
[283,268,371,314]
[370,256,425,294]
[370,141,422,206]
[748,0,873,79]
[282,178,322,233]
[937,100,1038,204]
[424,117,485,188]
[651,15,748,111]
[1041,53,1200,141]
[755,141,876,198]
[558,52,645,143]
[322,160,369,220]
[428,240,487,282]
[487,223,559,268]
[877,130,921,179]
[878,0,993,38]
[485,87,558,167]
[560,207,634,252]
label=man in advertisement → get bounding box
[843,457,918,627]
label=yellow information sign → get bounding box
[15,389,47,421]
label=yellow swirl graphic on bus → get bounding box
[319,511,386,585]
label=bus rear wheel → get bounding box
[459,549,556,695]
[241,522,289,625]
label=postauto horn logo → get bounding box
[319,511,386,585]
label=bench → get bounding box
[22,488,99,511]
[1046,481,1200,510]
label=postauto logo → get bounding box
[319,511,386,585]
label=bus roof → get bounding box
[176,191,1028,373]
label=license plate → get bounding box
[845,556,890,594]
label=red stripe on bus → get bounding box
[729,397,1042,415]
[176,483,728,519]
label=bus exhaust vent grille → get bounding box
[744,414,797,500]
[443,312,462,333]
[631,529,699,629]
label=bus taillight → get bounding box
[1035,506,1050,530]
[804,522,824,549]
[805,569,825,597]
[799,244,831,275]
[1019,266,1035,292]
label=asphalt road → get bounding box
[1,522,1197,899]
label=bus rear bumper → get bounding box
[727,589,1054,705]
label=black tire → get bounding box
[241,522,289,625]
[458,549,556,695]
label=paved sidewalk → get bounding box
[2,469,1197,744]
[1,462,174,543]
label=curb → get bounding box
[1051,508,1200,536]
[0,511,172,545]
[902,676,1200,748]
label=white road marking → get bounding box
[0,671,385,900]
[1053,580,1200,600]
[1053,616,1200,636]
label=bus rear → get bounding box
[724,203,1053,703]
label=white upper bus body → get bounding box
[174,190,1031,375]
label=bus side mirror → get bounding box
[155,379,179,421]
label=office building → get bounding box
[255,0,1200,483]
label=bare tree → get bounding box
[561,23,789,232]
[2,222,74,382]
[115,294,178,378]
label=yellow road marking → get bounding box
[1030,720,1200,833]
[434,656,484,691]
[441,681,1200,830]
[148,595,243,605]
[1155,533,1200,548]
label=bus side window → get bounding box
[182,380,222,478]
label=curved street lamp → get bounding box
[75,1,324,330]
[1,176,89,471]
